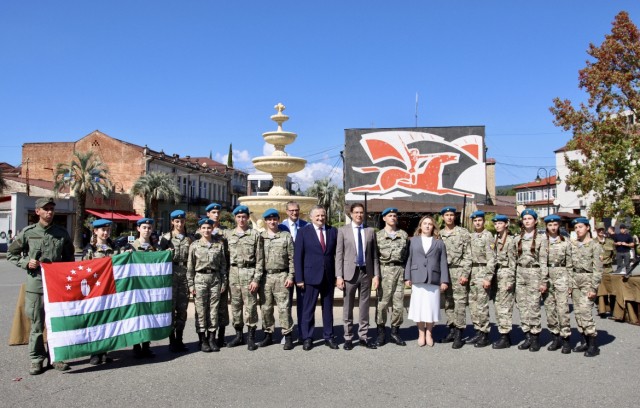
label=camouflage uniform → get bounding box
[187,236,228,332]
[159,232,192,332]
[570,239,603,336]
[493,234,516,334]
[513,232,543,335]
[259,230,294,335]
[82,242,116,260]
[131,239,158,252]
[225,228,264,329]
[375,229,409,327]
[469,229,496,334]
[441,226,472,330]
[596,237,615,315]
[539,236,573,338]
[7,222,75,365]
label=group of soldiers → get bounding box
[8,197,608,375]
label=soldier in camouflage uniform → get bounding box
[439,206,472,349]
[595,223,615,317]
[225,205,264,351]
[466,211,495,348]
[82,219,117,365]
[539,214,573,354]
[158,210,192,353]
[8,197,75,375]
[570,217,603,357]
[258,209,295,350]
[491,215,517,349]
[375,207,409,347]
[187,218,228,352]
[513,209,545,352]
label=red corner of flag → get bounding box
[42,257,117,303]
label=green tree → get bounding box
[550,11,640,219]
[227,144,233,168]
[306,178,340,222]
[130,172,181,221]
[54,150,112,253]
[0,168,7,194]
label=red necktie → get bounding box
[318,228,326,252]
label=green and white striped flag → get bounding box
[41,251,173,362]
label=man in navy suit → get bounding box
[279,201,309,342]
[294,205,339,350]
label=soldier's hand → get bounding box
[249,281,259,293]
[482,279,491,289]
[587,291,596,300]
[336,277,345,290]
[405,280,412,287]
[190,289,196,296]
[539,285,547,294]
[459,277,468,285]
[220,286,226,294]
[27,259,40,269]
[507,284,513,292]
[285,279,294,288]
[372,276,380,291]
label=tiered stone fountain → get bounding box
[239,103,317,228]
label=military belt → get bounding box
[266,268,288,274]
[573,268,592,274]
[547,263,565,268]
[472,262,486,267]
[518,263,538,268]
[173,261,187,266]
[231,262,255,268]
[381,261,403,266]
[196,268,218,274]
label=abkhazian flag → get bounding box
[41,251,173,362]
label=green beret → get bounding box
[35,197,56,208]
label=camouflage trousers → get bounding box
[258,272,293,335]
[443,266,470,329]
[543,268,571,338]
[515,267,542,334]
[218,281,230,328]
[375,265,405,327]
[572,272,596,336]
[25,291,46,363]
[229,266,258,329]
[468,267,491,333]
[194,272,222,332]
[494,270,515,334]
[172,266,189,331]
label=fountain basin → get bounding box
[239,195,318,229]
[262,131,298,148]
[252,156,306,174]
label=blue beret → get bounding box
[198,218,214,226]
[440,206,456,215]
[92,219,112,228]
[470,210,485,219]
[520,209,538,220]
[262,208,280,219]
[206,203,222,212]
[170,210,186,220]
[492,214,508,223]
[232,205,250,216]
[381,207,398,217]
[137,218,154,226]
[572,217,590,227]
[543,214,561,223]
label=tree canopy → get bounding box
[550,11,640,219]
[130,172,181,220]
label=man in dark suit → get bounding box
[294,205,339,350]
[280,201,309,342]
[336,203,380,350]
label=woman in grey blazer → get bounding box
[405,215,450,346]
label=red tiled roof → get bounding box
[514,176,557,190]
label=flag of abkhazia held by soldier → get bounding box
[40,251,173,362]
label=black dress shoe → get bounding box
[303,339,313,351]
[324,338,339,349]
[343,340,354,350]
[359,339,377,349]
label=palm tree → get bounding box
[54,150,112,253]
[130,172,181,220]
[0,168,7,194]
[307,178,340,222]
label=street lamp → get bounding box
[535,168,561,216]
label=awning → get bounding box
[86,209,141,222]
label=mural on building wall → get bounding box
[344,128,486,203]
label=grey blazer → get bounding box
[404,236,450,285]
[335,223,380,281]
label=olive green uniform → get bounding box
[596,237,615,315]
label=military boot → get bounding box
[492,333,511,349]
[441,325,455,343]
[133,344,143,358]
[466,330,480,344]
[390,326,406,346]
[560,337,572,354]
[208,330,220,352]
[227,326,245,348]
[529,333,540,352]
[584,335,600,357]
[518,332,532,350]
[376,325,386,347]
[175,329,188,352]
[258,332,273,348]
[247,327,258,351]
[169,330,178,352]
[216,327,226,348]
[200,332,212,352]
[29,361,44,375]
[474,332,491,348]
[283,334,294,350]
[141,342,155,358]
[452,328,464,349]
[547,334,561,351]
[573,334,588,352]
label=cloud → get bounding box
[291,161,343,191]
[214,149,253,166]
[262,143,275,156]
